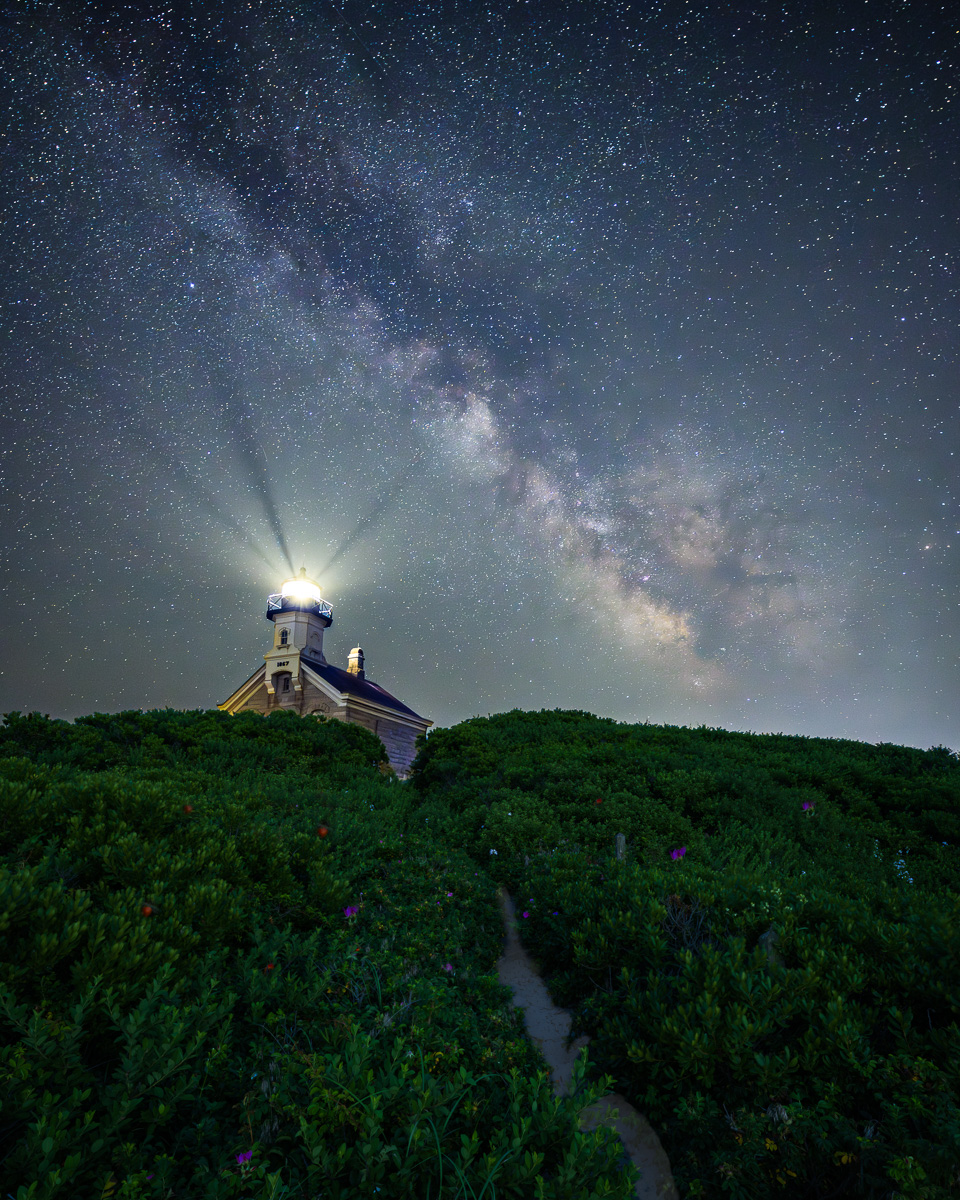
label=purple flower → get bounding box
[522,911,530,918]
[443,963,453,971]
[671,847,687,860]
[802,802,815,812]
[236,1151,253,1165]
[344,905,359,918]
[447,892,453,896]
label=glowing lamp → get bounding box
[281,573,324,606]
[266,567,333,624]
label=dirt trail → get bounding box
[496,888,679,1200]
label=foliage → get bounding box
[0,707,387,780]
[0,709,635,1199]
[410,708,960,904]
[409,709,960,1198]
[512,849,960,1197]
[3,705,959,1198]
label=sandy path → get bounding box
[495,888,679,1200]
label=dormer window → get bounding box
[279,628,289,646]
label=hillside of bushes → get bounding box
[1,706,958,1199]
[410,711,960,1198]
[0,709,632,1200]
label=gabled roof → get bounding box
[219,664,267,712]
[301,655,428,723]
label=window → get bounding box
[282,676,291,692]
[279,628,289,646]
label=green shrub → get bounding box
[0,709,637,1199]
[410,710,960,901]
[4,706,957,1198]
[513,844,960,1198]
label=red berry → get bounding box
[266,962,274,971]
[318,826,329,837]
[141,905,153,916]
[595,798,602,804]
[183,804,194,813]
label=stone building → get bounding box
[219,569,431,777]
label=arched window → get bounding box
[279,628,289,646]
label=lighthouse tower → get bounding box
[219,569,432,776]
[263,568,332,701]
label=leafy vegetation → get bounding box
[0,709,631,1200]
[411,710,960,1198]
[1,705,958,1198]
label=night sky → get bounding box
[2,1,957,750]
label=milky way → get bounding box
[1,1,957,749]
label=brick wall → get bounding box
[300,678,337,717]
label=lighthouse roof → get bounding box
[301,654,426,720]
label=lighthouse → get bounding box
[218,569,432,777]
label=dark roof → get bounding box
[302,656,428,723]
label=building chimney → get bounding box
[347,646,365,678]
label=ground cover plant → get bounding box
[512,850,959,1199]
[4,706,958,1199]
[0,709,636,1200]
[410,710,960,1199]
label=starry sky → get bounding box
[2,0,957,750]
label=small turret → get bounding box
[347,646,365,679]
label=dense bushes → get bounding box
[0,708,388,779]
[410,710,960,1198]
[0,709,635,1200]
[410,709,960,904]
[513,850,960,1197]
[3,705,958,1198]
